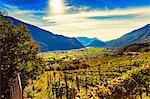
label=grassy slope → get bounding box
[24,48,150,99]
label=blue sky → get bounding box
[1,0,149,10]
[0,0,150,41]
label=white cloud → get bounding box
[42,6,150,41]
[1,4,150,41]
[2,4,48,26]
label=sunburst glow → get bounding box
[48,0,65,15]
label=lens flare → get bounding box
[49,0,65,15]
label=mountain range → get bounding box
[76,37,99,46]
[7,17,84,52]
[79,24,150,48]
[87,40,106,47]
[7,16,150,51]
[106,24,150,48]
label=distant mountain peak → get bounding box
[87,40,106,47]
[76,37,99,46]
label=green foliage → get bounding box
[1,11,149,99]
[98,65,150,98]
[117,42,150,54]
[0,11,45,98]
[25,46,150,98]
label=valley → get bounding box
[24,47,150,99]
[1,9,150,99]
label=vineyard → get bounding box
[1,10,150,99]
[24,48,150,99]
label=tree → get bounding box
[0,11,42,98]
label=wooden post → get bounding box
[0,69,1,99]
[76,76,80,91]
[11,73,23,99]
[85,77,88,94]
[98,64,101,81]
[64,72,68,99]
[71,88,77,99]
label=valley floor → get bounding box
[24,47,150,99]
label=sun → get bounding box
[49,0,65,15]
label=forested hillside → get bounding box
[6,17,84,52]
[117,42,150,54]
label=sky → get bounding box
[0,0,150,41]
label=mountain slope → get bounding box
[116,42,150,54]
[76,37,99,46]
[87,40,106,47]
[7,17,84,51]
[107,24,150,48]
